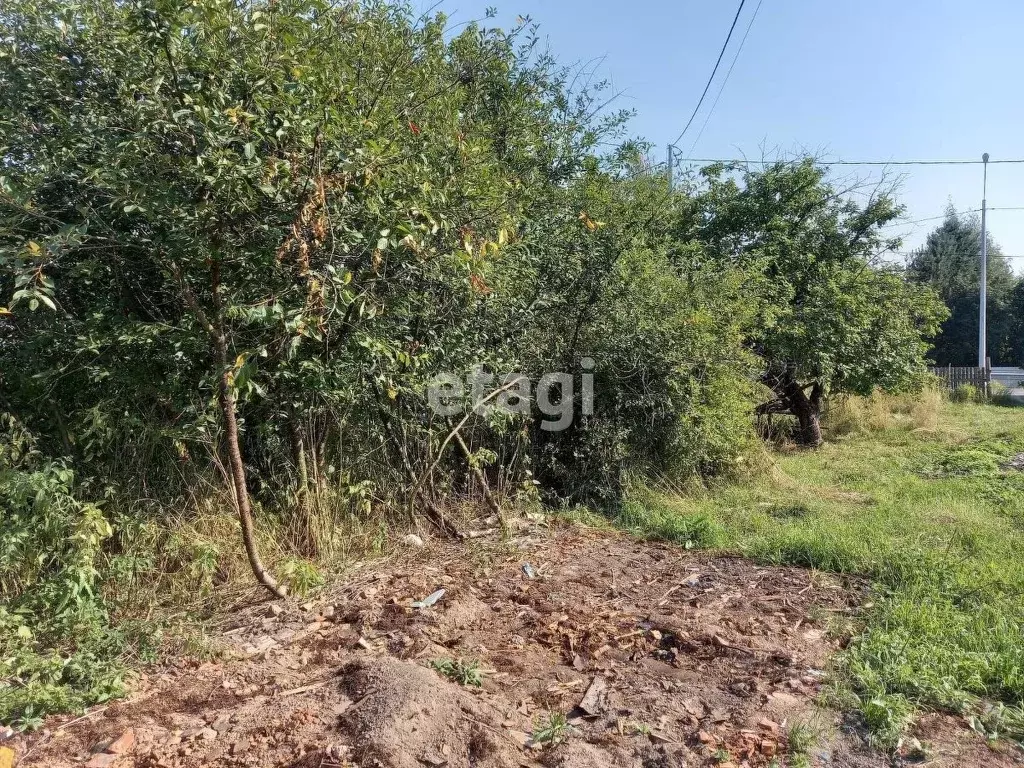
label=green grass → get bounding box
[429,657,484,687]
[620,400,1024,748]
[531,711,575,747]
[786,721,819,768]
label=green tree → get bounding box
[679,160,947,446]
[0,0,584,592]
[504,151,758,505]
[906,208,1019,366]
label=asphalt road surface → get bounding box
[991,367,1024,400]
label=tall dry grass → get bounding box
[824,386,943,438]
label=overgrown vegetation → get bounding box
[785,721,818,768]
[0,0,946,730]
[0,415,151,728]
[623,395,1024,748]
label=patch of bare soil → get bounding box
[9,526,1021,768]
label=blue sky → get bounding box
[429,0,1024,270]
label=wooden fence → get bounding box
[928,362,991,391]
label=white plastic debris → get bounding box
[411,588,446,609]
[401,533,425,548]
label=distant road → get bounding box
[992,367,1024,399]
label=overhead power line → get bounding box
[675,157,1024,166]
[889,251,1024,259]
[886,206,1024,227]
[687,0,765,154]
[671,0,748,147]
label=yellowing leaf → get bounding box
[469,273,491,295]
[0,307,11,315]
[578,212,605,232]
[0,745,15,768]
[387,387,397,400]
[234,354,246,369]
[27,240,41,254]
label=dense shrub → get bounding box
[0,0,763,534]
[0,415,132,727]
[951,384,980,403]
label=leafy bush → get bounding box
[280,558,325,598]
[0,416,137,727]
[951,383,979,403]
[0,606,131,730]
[0,415,110,609]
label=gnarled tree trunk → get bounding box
[781,379,823,447]
[761,365,824,448]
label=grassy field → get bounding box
[619,394,1024,747]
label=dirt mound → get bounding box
[543,740,653,768]
[9,526,1020,768]
[339,657,520,768]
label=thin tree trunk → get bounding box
[216,333,287,597]
[287,411,316,554]
[171,259,285,597]
[51,405,74,457]
[452,429,507,529]
[372,387,462,539]
[295,428,311,496]
[289,412,310,504]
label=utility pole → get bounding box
[666,143,674,190]
[979,152,989,369]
